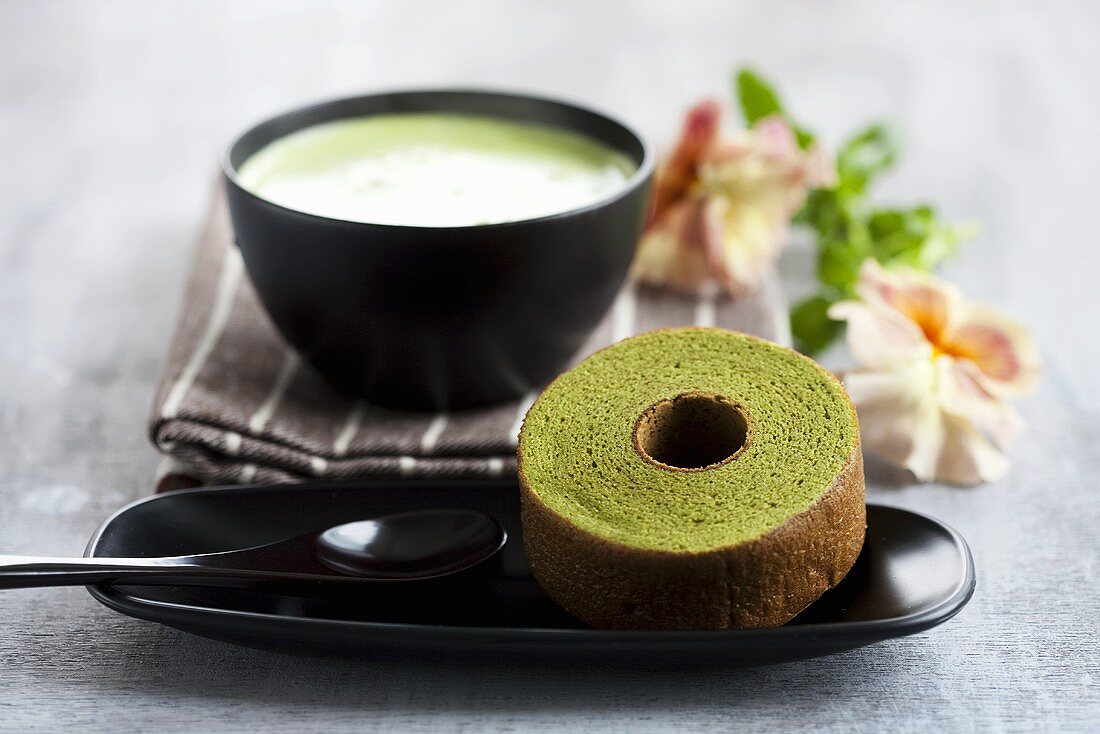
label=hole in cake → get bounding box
[632,392,751,472]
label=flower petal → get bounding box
[829,299,932,368]
[700,119,821,217]
[803,143,838,189]
[633,200,713,291]
[842,360,1012,485]
[940,303,1041,397]
[636,105,832,293]
[933,413,1012,486]
[647,100,722,227]
[749,114,801,161]
[699,195,785,293]
[842,361,941,481]
[838,258,1036,486]
[936,356,1026,451]
[855,259,960,344]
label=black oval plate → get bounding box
[84,480,974,668]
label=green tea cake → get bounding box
[517,327,865,629]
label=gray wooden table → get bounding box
[2,1,1097,731]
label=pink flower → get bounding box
[829,259,1041,485]
[634,101,834,293]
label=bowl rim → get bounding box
[220,86,656,232]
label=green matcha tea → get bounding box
[236,113,636,227]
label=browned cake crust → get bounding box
[518,439,866,630]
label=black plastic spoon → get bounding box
[0,509,506,590]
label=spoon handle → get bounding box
[0,555,255,589]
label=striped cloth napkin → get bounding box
[149,188,789,487]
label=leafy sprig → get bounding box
[736,69,816,149]
[735,69,977,355]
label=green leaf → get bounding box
[796,186,852,236]
[794,188,828,228]
[734,68,815,148]
[791,294,844,356]
[837,124,897,193]
[865,206,975,271]
[909,220,977,271]
[817,238,867,296]
[866,207,926,262]
[736,68,785,125]
[747,68,980,355]
[866,208,907,239]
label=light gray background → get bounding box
[1,1,1097,731]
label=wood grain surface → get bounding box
[1,1,1097,731]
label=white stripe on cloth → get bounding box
[223,431,242,455]
[161,248,244,419]
[332,401,365,458]
[694,282,718,327]
[419,413,448,454]
[764,272,793,347]
[611,280,636,342]
[248,352,300,433]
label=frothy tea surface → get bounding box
[236,113,636,227]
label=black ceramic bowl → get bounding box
[223,89,653,411]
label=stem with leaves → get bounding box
[735,68,977,355]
